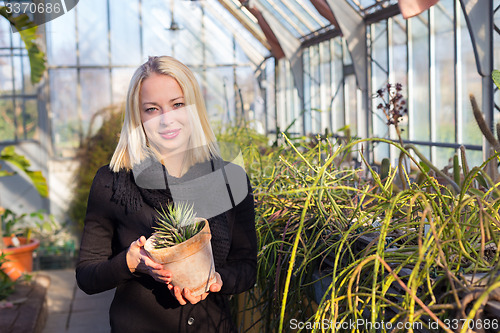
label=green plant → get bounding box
[151,202,203,249]
[235,132,500,333]
[0,146,49,249]
[0,253,15,301]
[68,106,123,228]
[0,146,48,197]
[0,6,46,84]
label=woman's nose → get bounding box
[159,110,173,125]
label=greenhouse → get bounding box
[1,0,500,332]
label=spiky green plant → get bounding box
[151,202,203,249]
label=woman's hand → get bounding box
[126,236,173,284]
[168,272,223,305]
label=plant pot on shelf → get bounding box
[0,237,40,281]
[144,218,216,297]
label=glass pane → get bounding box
[391,15,408,140]
[268,0,320,35]
[409,14,430,142]
[0,98,15,141]
[331,39,344,132]
[50,69,79,156]
[258,0,303,38]
[264,57,276,134]
[77,0,109,66]
[12,27,21,49]
[15,98,37,140]
[142,0,175,58]
[413,144,431,166]
[0,11,11,48]
[22,98,38,140]
[434,2,455,144]
[46,7,76,66]
[310,45,321,134]
[80,69,111,137]
[371,21,389,146]
[287,61,301,135]
[433,147,456,170]
[303,49,311,133]
[465,150,483,170]
[203,9,235,65]
[112,68,136,105]
[345,74,357,137]
[0,56,13,96]
[320,41,331,133]
[196,67,227,122]
[110,0,141,66]
[277,60,286,133]
[291,0,330,28]
[22,56,35,95]
[12,56,23,94]
[176,1,204,64]
[209,0,268,60]
[235,66,255,125]
[458,4,482,146]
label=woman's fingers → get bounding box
[209,272,223,293]
[173,286,187,305]
[170,272,224,305]
[126,236,147,272]
[142,255,163,270]
[136,236,146,247]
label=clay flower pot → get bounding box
[0,237,40,281]
[144,218,216,297]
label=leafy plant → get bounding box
[0,146,49,249]
[151,202,203,249]
[0,146,48,198]
[0,6,46,84]
[68,106,123,228]
[0,254,15,301]
[233,132,500,333]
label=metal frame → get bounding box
[0,34,36,142]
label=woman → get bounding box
[76,56,257,333]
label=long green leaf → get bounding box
[0,7,46,84]
[0,146,48,197]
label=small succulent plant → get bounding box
[151,202,203,249]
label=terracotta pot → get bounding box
[144,219,216,297]
[0,237,40,281]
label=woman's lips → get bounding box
[159,129,180,139]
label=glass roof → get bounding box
[253,0,332,38]
[205,0,269,65]
[346,0,399,16]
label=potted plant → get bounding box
[144,202,216,297]
[0,146,48,280]
[0,209,41,281]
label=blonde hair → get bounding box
[110,56,220,173]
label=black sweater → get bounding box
[76,165,257,333]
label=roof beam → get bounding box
[217,0,271,50]
[205,2,265,66]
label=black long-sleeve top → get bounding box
[76,164,257,333]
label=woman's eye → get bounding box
[173,102,185,109]
[145,107,158,113]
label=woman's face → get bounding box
[140,73,192,158]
